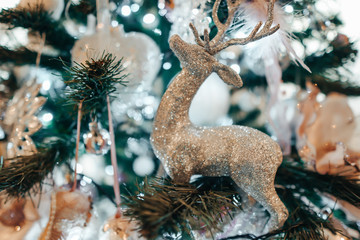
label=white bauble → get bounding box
[71,25,162,92]
[189,73,230,126]
[17,0,64,20]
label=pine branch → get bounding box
[312,75,360,96]
[67,0,96,24]
[63,52,127,114]
[0,46,70,71]
[304,42,358,75]
[0,139,73,198]
[276,187,340,240]
[0,4,74,53]
[277,161,360,208]
[221,188,340,240]
[123,177,241,240]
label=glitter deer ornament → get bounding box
[151,0,288,231]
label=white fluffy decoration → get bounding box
[189,73,231,126]
[234,0,310,75]
[18,0,64,20]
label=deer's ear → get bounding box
[213,63,243,88]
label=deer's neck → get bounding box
[153,68,208,132]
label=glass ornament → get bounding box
[0,197,39,240]
[83,121,111,155]
[38,190,92,240]
[100,216,144,240]
[71,25,161,93]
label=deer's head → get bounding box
[169,0,279,88]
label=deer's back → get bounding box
[153,125,282,177]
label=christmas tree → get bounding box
[0,0,359,239]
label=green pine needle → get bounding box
[63,52,128,114]
[124,160,360,240]
[0,139,72,198]
[277,187,341,240]
[68,0,96,24]
[0,3,74,52]
[123,177,241,240]
[277,160,360,208]
[0,3,52,33]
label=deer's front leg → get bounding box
[166,143,197,183]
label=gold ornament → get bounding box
[2,79,46,159]
[102,216,144,240]
[151,0,288,231]
[297,82,360,175]
[0,195,39,240]
[39,190,92,240]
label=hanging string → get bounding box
[107,95,122,217]
[35,32,46,68]
[94,0,122,217]
[71,100,84,192]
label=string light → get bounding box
[230,64,241,74]
[163,62,172,70]
[121,5,131,17]
[105,165,114,176]
[143,13,156,24]
[131,3,140,12]
[284,5,294,13]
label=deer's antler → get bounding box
[189,0,280,55]
[210,0,280,54]
[210,0,242,47]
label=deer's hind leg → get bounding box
[232,168,288,232]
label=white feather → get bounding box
[231,0,311,74]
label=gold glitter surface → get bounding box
[2,78,46,159]
[151,0,288,231]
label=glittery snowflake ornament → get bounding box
[151,0,288,231]
[3,78,46,159]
